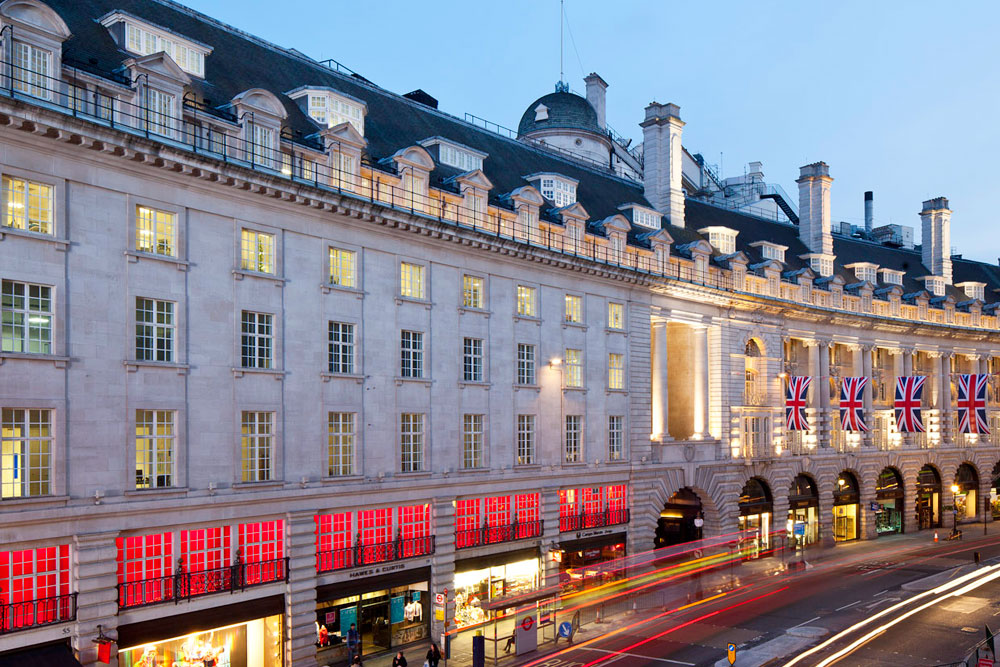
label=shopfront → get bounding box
[315,567,430,661]
[832,472,860,542]
[875,467,904,535]
[787,474,820,550]
[954,463,979,522]
[738,478,772,557]
[557,533,626,593]
[916,464,942,530]
[118,597,283,667]
[656,488,703,548]
[454,548,540,629]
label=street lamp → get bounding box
[951,484,960,536]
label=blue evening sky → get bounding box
[186,0,1000,263]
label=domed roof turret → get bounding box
[517,90,602,137]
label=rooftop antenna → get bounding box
[556,0,569,92]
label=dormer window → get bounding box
[750,241,787,263]
[534,104,549,121]
[12,42,51,99]
[439,144,483,172]
[540,177,576,207]
[807,255,834,277]
[626,206,660,229]
[925,277,945,297]
[879,269,903,286]
[101,13,211,77]
[303,92,364,134]
[853,265,877,284]
[699,226,737,255]
[960,283,986,301]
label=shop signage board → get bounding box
[348,562,412,578]
[516,612,537,655]
[390,595,406,624]
[574,527,617,540]
[340,605,357,637]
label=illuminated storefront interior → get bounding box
[454,556,539,628]
[832,472,859,542]
[557,537,625,593]
[916,464,942,530]
[316,581,429,656]
[738,477,772,557]
[875,467,904,535]
[787,474,819,549]
[953,463,979,522]
[119,615,282,667]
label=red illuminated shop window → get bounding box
[607,485,628,524]
[359,508,393,563]
[559,489,579,532]
[116,533,173,607]
[484,496,511,544]
[398,504,432,557]
[515,493,541,538]
[238,520,285,584]
[315,512,352,572]
[180,527,232,597]
[0,545,72,630]
[455,498,481,548]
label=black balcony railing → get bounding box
[559,508,630,533]
[0,593,76,634]
[316,536,435,574]
[117,557,288,610]
[455,520,543,550]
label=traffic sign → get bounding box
[727,643,736,665]
[516,613,537,655]
[435,593,445,605]
[559,621,572,638]
[793,522,806,537]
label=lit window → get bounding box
[439,144,483,171]
[250,124,276,169]
[463,337,483,382]
[632,208,660,229]
[608,302,624,330]
[462,414,484,469]
[1,280,52,354]
[564,415,582,463]
[358,509,392,554]
[3,176,53,234]
[123,22,206,76]
[238,520,284,569]
[308,95,328,125]
[135,206,176,257]
[135,410,174,489]
[516,285,537,317]
[855,266,877,284]
[400,330,424,378]
[329,248,357,287]
[608,352,624,390]
[240,311,273,369]
[1,408,51,498]
[116,533,172,603]
[565,349,583,388]
[181,527,230,573]
[241,229,274,274]
[400,413,424,472]
[564,294,582,323]
[761,245,785,262]
[144,87,175,138]
[608,415,624,461]
[0,544,70,617]
[398,505,431,556]
[240,411,273,482]
[517,415,535,465]
[12,42,50,100]
[327,412,355,477]
[328,322,355,374]
[708,230,736,254]
[400,262,425,299]
[539,177,576,207]
[305,93,364,134]
[463,275,484,309]
[315,512,352,571]
[517,207,538,239]
[964,284,985,301]
[517,344,536,385]
[135,298,174,362]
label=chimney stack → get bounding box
[584,73,608,130]
[920,197,952,284]
[864,191,874,235]
[640,102,685,227]
[796,162,833,255]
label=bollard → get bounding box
[595,604,604,624]
[934,531,938,543]
[975,551,981,565]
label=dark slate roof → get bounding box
[517,91,602,137]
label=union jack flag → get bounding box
[957,373,990,435]
[839,376,869,432]
[893,376,926,433]
[785,376,812,431]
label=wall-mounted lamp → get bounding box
[951,484,960,494]
[549,357,563,368]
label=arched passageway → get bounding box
[655,487,703,549]
[875,467,904,535]
[954,463,979,523]
[787,474,819,550]
[739,478,773,556]
[916,464,942,530]
[833,472,860,542]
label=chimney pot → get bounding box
[796,161,834,256]
[920,197,952,284]
[864,191,874,235]
[584,73,608,130]
[641,101,685,227]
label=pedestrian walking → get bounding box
[393,651,408,667]
[347,622,360,664]
[426,642,442,667]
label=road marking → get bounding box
[835,600,861,611]
[860,568,884,576]
[577,647,695,666]
[789,616,821,629]
[873,590,888,596]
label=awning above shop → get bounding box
[0,642,82,667]
[559,531,626,552]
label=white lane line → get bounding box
[789,616,821,629]
[860,568,883,576]
[835,601,861,611]
[577,647,695,666]
[873,590,888,596]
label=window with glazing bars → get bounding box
[516,285,537,317]
[327,412,355,477]
[400,330,423,378]
[2,176,53,234]
[564,294,582,323]
[400,413,424,472]
[400,262,425,299]
[517,344,535,385]
[135,205,176,257]
[240,411,273,482]
[144,87,174,137]
[463,337,483,382]
[608,352,624,390]
[135,410,174,489]
[329,248,357,287]
[12,42,50,99]
[565,415,582,463]
[565,349,583,388]
[462,275,484,309]
[241,311,273,369]
[607,302,624,330]
[1,280,51,354]
[517,415,535,465]
[462,414,484,469]
[135,298,174,362]
[608,415,624,461]
[240,229,274,274]
[1,408,51,498]
[328,322,355,374]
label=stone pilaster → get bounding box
[285,511,319,667]
[430,497,456,643]
[73,531,120,667]
[692,325,710,439]
[651,321,671,442]
[940,353,954,445]
[541,484,563,589]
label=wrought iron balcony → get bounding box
[455,520,542,550]
[316,536,435,574]
[117,557,288,610]
[559,508,630,533]
[0,593,76,634]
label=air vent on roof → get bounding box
[404,89,438,109]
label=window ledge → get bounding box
[232,481,284,490]
[514,384,541,392]
[513,464,542,471]
[606,389,628,395]
[513,314,541,325]
[233,268,285,285]
[125,250,189,270]
[604,459,629,465]
[0,226,69,250]
[321,475,364,483]
[124,487,189,498]
[458,306,491,318]
[458,380,491,388]
[605,328,627,336]
[397,471,433,478]
[320,283,364,299]
[455,467,488,474]
[561,462,588,468]
[395,377,432,386]
[562,321,587,331]
[321,372,365,384]
[232,367,285,379]
[395,296,432,309]
[0,352,69,368]
[0,495,69,508]
[124,360,189,374]
[563,387,588,393]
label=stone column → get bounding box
[651,321,671,442]
[430,496,456,644]
[817,340,831,447]
[940,353,954,445]
[285,511,320,667]
[862,344,875,447]
[73,532,119,667]
[692,325,710,439]
[805,340,820,449]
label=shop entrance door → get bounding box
[361,599,390,654]
[917,493,939,530]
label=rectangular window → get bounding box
[455,499,481,548]
[238,520,284,564]
[328,322,355,375]
[135,298,174,362]
[632,208,660,229]
[359,509,392,564]
[135,205,176,257]
[3,176,53,234]
[1,280,51,354]
[124,22,204,76]
[608,302,624,330]
[485,495,510,539]
[515,493,540,537]
[400,330,424,378]
[12,42,50,99]
[462,275,485,309]
[240,229,275,274]
[565,349,583,388]
[1,408,51,498]
[439,144,483,171]
[462,337,483,382]
[250,124,276,169]
[400,413,424,472]
[516,343,536,385]
[400,262,425,299]
[181,527,231,573]
[462,414,484,469]
[608,352,625,390]
[116,533,172,588]
[565,415,583,463]
[398,504,431,557]
[327,412,355,477]
[0,545,70,618]
[134,410,174,489]
[240,311,273,369]
[608,415,624,461]
[240,411,273,482]
[308,95,328,124]
[559,489,579,531]
[329,248,357,287]
[144,87,174,138]
[564,294,582,323]
[315,512,351,571]
[517,415,535,465]
[516,285,537,317]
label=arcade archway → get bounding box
[875,467,904,535]
[832,472,860,541]
[655,487,703,549]
[916,464,942,530]
[739,478,773,555]
[787,474,819,549]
